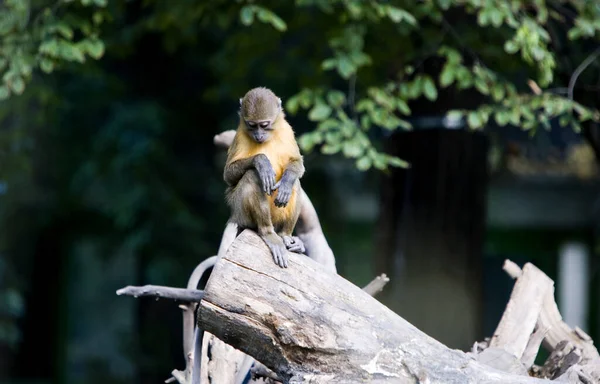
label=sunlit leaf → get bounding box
[422,76,437,101]
[308,103,332,121]
[356,156,372,171]
[240,6,255,26]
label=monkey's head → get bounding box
[239,87,282,144]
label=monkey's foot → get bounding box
[282,235,305,254]
[263,236,289,268]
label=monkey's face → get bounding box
[244,120,274,143]
[240,87,282,144]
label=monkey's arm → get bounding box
[274,157,305,207]
[224,154,277,194]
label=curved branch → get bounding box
[568,47,600,100]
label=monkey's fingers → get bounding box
[274,247,288,268]
[261,174,272,194]
[275,192,290,207]
[287,243,305,254]
[265,172,276,195]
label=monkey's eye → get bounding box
[259,122,269,128]
[247,122,257,128]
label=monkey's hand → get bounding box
[273,179,293,207]
[253,154,277,195]
[283,235,305,254]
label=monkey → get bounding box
[223,87,305,268]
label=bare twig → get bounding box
[362,273,390,296]
[116,285,204,303]
[569,47,600,100]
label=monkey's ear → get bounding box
[278,98,282,108]
[239,98,243,106]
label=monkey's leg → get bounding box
[277,190,305,255]
[230,171,289,268]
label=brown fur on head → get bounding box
[239,87,283,143]
[239,87,282,122]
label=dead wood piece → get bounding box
[490,263,553,359]
[251,362,282,383]
[503,260,600,363]
[214,130,237,149]
[540,340,582,380]
[116,285,204,303]
[197,230,554,383]
[199,332,249,384]
[522,326,551,369]
[476,347,528,375]
[362,274,390,296]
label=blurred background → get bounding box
[2,1,600,383]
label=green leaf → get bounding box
[422,76,437,101]
[85,39,105,59]
[446,110,464,121]
[343,141,363,158]
[298,132,322,152]
[396,99,410,115]
[308,103,332,121]
[397,118,412,130]
[504,40,518,54]
[474,78,489,95]
[327,90,346,107]
[387,156,409,168]
[40,59,54,73]
[491,84,505,101]
[93,11,104,25]
[317,119,340,131]
[321,143,341,154]
[0,85,9,100]
[467,111,483,129]
[489,8,503,27]
[270,15,287,31]
[286,97,300,114]
[386,6,416,26]
[240,6,255,26]
[55,23,74,40]
[361,115,371,129]
[439,65,455,87]
[494,110,510,126]
[321,58,337,70]
[337,57,355,79]
[508,108,520,125]
[356,156,372,171]
[93,0,107,6]
[9,76,25,95]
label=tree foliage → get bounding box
[3,0,600,171]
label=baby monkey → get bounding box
[224,87,305,268]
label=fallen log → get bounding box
[197,230,553,383]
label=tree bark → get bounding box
[197,230,552,383]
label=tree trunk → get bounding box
[197,230,551,384]
[375,128,488,350]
